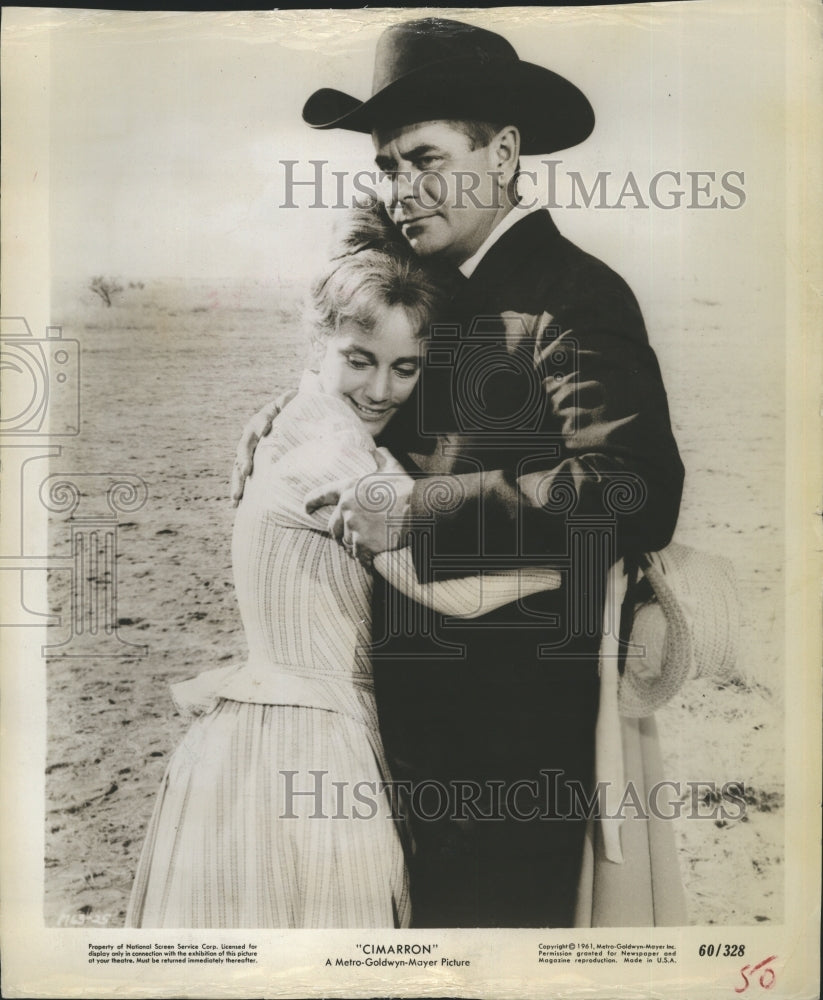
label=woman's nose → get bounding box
[366,368,391,403]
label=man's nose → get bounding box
[384,168,425,207]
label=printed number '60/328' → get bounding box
[698,944,745,957]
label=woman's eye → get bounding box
[343,352,372,371]
[394,365,419,379]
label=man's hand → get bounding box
[230,398,287,506]
[305,449,414,566]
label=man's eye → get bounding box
[417,156,442,169]
[394,365,419,379]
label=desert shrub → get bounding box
[89,276,124,307]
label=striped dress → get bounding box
[126,375,410,928]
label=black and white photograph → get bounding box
[1,3,820,998]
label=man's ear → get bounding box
[490,125,521,183]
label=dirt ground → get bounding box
[43,278,784,928]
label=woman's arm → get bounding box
[373,547,561,619]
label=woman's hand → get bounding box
[230,395,292,505]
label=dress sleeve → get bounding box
[373,547,561,618]
[241,393,379,533]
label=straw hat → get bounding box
[618,543,741,718]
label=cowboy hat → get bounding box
[618,543,741,718]
[302,17,595,156]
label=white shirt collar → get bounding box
[458,202,546,278]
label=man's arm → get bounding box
[305,448,414,566]
[230,391,295,505]
[407,311,684,578]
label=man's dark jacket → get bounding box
[374,208,684,927]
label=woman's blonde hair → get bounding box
[305,198,447,342]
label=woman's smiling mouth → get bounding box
[347,397,393,420]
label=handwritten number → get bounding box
[736,956,777,993]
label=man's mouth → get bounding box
[399,214,438,229]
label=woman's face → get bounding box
[316,303,423,437]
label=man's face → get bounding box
[373,121,508,265]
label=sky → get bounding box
[3,2,785,306]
